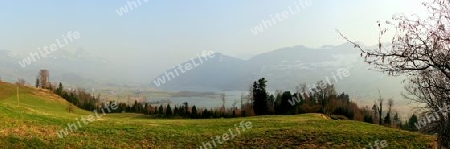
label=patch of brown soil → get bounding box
[0,121,59,139]
[31,88,66,103]
[320,114,331,120]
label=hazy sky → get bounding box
[1,0,427,68]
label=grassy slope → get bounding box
[0,82,436,149]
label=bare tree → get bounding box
[298,83,310,104]
[248,84,253,104]
[232,99,238,116]
[240,92,244,112]
[387,99,394,114]
[247,84,253,111]
[377,90,384,125]
[386,98,394,125]
[371,97,384,125]
[232,100,238,109]
[66,103,74,113]
[338,0,450,147]
[274,89,283,106]
[296,85,302,102]
[220,93,225,114]
[313,81,336,115]
[35,77,40,88]
[15,78,25,86]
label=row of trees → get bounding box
[54,83,99,111]
[104,101,239,119]
[36,71,422,134]
[38,70,418,132]
[27,70,374,123]
[47,76,410,126]
[249,78,426,133]
[47,81,242,119]
[251,78,360,120]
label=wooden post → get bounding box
[16,86,19,107]
[434,138,437,149]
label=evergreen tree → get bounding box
[56,82,63,96]
[183,102,189,116]
[158,105,164,116]
[191,105,197,119]
[232,108,236,117]
[35,78,40,88]
[407,114,419,131]
[134,100,139,113]
[267,94,275,114]
[384,111,391,125]
[144,103,149,115]
[364,114,374,124]
[174,106,179,117]
[280,91,293,114]
[252,78,269,115]
[202,109,209,118]
[393,112,401,127]
[166,104,172,117]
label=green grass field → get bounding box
[0,82,436,148]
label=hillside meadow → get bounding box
[0,82,436,148]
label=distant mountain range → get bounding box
[0,43,408,105]
[151,43,406,104]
